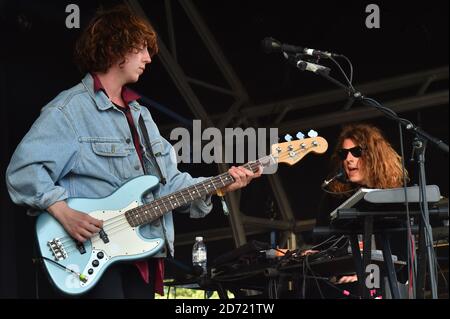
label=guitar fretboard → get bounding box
[125,156,274,227]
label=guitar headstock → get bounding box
[271,132,328,166]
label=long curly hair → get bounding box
[328,123,407,194]
[74,5,158,74]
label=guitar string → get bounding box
[64,165,292,253]
[55,144,320,254]
[57,170,237,246]
[56,148,309,254]
[58,159,265,248]
[85,160,266,247]
[58,170,243,249]
[58,150,293,253]
[60,164,262,254]
[60,176,230,254]
[62,153,275,243]
[75,166,245,230]
[60,170,250,253]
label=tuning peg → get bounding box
[307,129,318,138]
[296,132,305,140]
[284,134,293,142]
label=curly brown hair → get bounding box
[74,5,158,74]
[328,123,407,193]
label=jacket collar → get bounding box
[81,73,141,111]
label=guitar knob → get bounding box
[284,134,293,142]
[296,132,305,140]
[307,130,318,138]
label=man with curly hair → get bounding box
[6,5,260,298]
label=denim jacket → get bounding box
[6,73,212,257]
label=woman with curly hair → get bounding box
[328,123,406,193]
[312,123,409,293]
[317,123,408,229]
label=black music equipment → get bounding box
[330,185,444,223]
[324,185,447,299]
[211,240,270,268]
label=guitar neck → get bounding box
[125,156,274,227]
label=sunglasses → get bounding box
[338,146,364,160]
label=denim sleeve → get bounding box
[159,135,213,218]
[6,106,79,210]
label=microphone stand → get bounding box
[290,55,448,299]
[313,61,448,153]
[410,136,441,299]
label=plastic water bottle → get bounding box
[192,236,207,277]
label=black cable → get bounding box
[362,97,416,130]
[32,243,40,299]
[361,97,417,298]
[298,234,353,299]
[321,185,361,195]
[417,155,440,295]
[321,276,360,299]
[435,243,448,289]
[340,55,354,84]
[329,56,354,89]
[397,121,416,298]
[302,255,307,298]
[40,256,87,283]
[310,235,350,298]
[214,272,268,282]
[35,259,39,299]
[167,285,171,299]
[362,97,399,119]
[273,278,278,299]
[317,234,348,253]
[274,247,288,255]
[331,235,350,251]
[309,235,338,250]
[305,254,324,298]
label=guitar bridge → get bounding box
[48,238,68,261]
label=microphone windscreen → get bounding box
[337,166,348,183]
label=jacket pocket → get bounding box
[91,140,132,180]
[92,141,130,157]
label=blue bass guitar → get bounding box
[35,137,328,295]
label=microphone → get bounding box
[321,168,347,188]
[284,53,331,75]
[262,37,341,58]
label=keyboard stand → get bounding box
[345,216,402,299]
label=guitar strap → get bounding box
[138,115,167,185]
[139,115,168,250]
